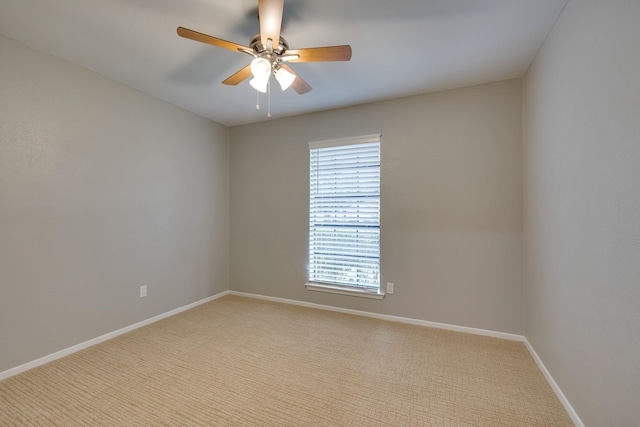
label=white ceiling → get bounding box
[0,0,567,127]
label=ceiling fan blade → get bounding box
[281,64,312,94]
[222,64,252,85]
[286,45,352,62]
[259,0,284,49]
[177,27,250,53]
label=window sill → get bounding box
[305,283,385,300]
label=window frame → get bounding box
[305,134,383,299]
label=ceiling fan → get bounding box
[177,0,352,95]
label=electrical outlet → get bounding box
[386,282,394,294]
[140,285,147,298]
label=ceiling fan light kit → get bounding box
[177,0,352,117]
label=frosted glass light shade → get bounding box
[275,67,296,90]
[250,57,271,79]
[249,76,268,93]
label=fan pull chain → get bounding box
[267,79,272,118]
[255,90,260,110]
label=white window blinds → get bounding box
[308,135,380,289]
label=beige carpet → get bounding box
[0,295,573,426]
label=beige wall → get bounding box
[523,0,640,425]
[230,79,523,334]
[0,35,229,372]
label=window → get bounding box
[306,135,382,298]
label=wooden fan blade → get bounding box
[259,0,284,49]
[222,64,252,85]
[286,45,352,62]
[281,64,312,94]
[177,27,250,53]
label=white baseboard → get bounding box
[524,339,584,427]
[229,291,524,341]
[0,290,230,381]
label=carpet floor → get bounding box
[0,295,573,426]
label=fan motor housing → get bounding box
[250,34,289,56]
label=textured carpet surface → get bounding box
[1,295,573,426]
